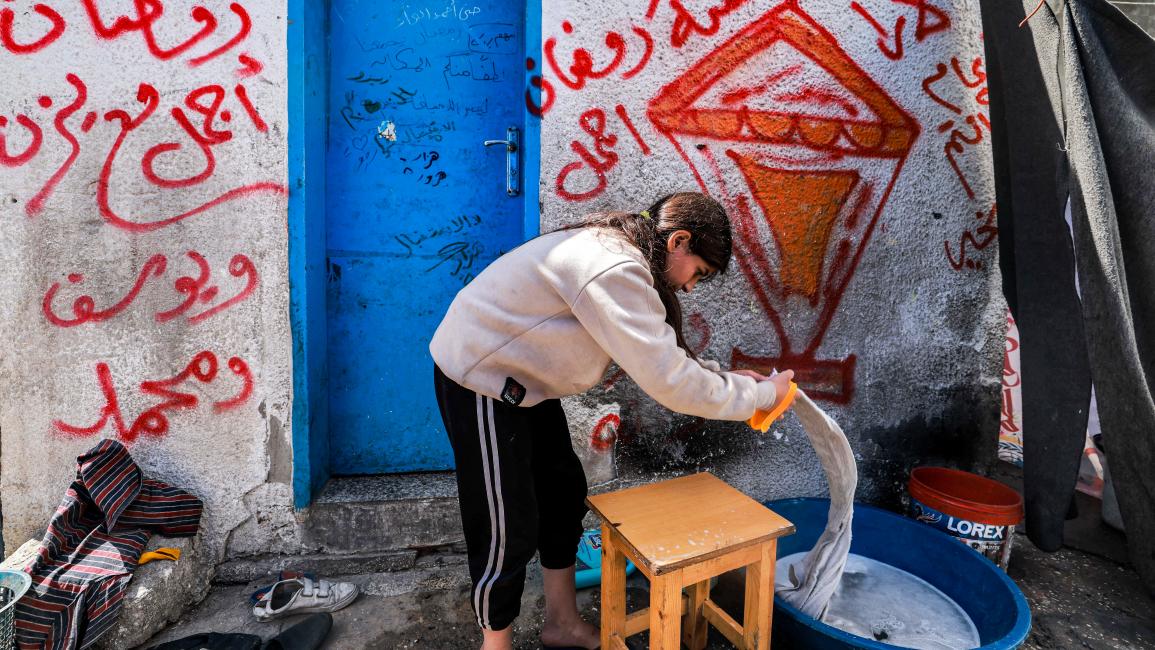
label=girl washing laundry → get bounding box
[429,192,795,650]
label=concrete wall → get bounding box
[0,0,1005,565]
[0,0,294,559]
[539,0,1004,505]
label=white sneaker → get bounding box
[252,576,359,621]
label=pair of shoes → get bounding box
[252,576,359,622]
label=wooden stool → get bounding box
[587,473,794,650]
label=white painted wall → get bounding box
[0,0,293,558]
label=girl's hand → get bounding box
[768,369,796,408]
[731,368,771,381]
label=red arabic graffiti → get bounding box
[1,75,286,228]
[923,55,989,199]
[54,351,254,443]
[590,413,621,451]
[851,0,951,61]
[524,57,555,118]
[555,105,652,201]
[944,204,997,271]
[236,52,263,77]
[0,3,66,54]
[83,0,254,68]
[2,1,260,70]
[0,113,43,167]
[646,0,750,48]
[545,20,653,92]
[43,251,259,327]
[530,0,749,118]
[26,73,87,216]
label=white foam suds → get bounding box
[777,552,981,649]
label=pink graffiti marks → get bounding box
[923,56,989,200]
[556,105,653,201]
[0,3,66,54]
[1,75,286,227]
[851,0,951,61]
[648,1,920,402]
[43,252,259,327]
[54,351,254,443]
[944,204,997,270]
[999,310,1023,463]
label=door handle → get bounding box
[483,126,520,197]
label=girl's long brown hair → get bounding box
[570,192,733,358]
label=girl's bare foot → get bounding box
[540,616,599,649]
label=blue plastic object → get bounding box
[766,498,1031,650]
[575,528,636,589]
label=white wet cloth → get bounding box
[774,390,857,619]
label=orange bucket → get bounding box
[908,466,1024,569]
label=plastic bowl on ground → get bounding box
[766,498,1031,650]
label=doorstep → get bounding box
[218,473,465,583]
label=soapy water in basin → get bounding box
[777,552,981,649]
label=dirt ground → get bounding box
[140,511,1155,649]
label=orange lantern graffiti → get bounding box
[648,1,920,402]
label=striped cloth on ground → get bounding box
[15,439,203,649]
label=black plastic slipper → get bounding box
[262,612,333,650]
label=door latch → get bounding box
[483,126,520,197]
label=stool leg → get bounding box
[600,524,627,649]
[743,541,776,650]
[649,570,683,650]
[682,579,710,650]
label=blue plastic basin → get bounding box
[766,498,1031,649]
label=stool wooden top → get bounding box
[587,473,794,575]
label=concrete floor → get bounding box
[138,512,1155,650]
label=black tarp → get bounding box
[980,0,1155,590]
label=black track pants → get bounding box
[433,365,589,631]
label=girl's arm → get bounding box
[571,261,776,421]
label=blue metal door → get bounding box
[325,1,527,474]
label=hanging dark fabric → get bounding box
[980,0,1155,591]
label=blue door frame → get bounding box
[287,0,542,508]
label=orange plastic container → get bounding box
[908,466,1024,568]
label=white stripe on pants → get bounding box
[472,396,507,629]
